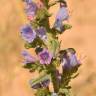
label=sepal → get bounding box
[59,88,71,96]
[35,88,51,96]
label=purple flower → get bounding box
[41,79,50,87]
[25,1,37,20]
[56,5,69,21]
[61,54,70,69]
[61,50,80,69]
[20,25,36,43]
[53,3,69,32]
[31,83,41,89]
[35,27,47,40]
[53,19,63,32]
[38,49,53,64]
[68,53,80,67]
[22,50,36,64]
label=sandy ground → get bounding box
[0,0,96,96]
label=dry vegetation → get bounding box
[0,0,96,96]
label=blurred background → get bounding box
[0,0,96,96]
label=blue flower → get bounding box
[53,4,69,32]
[21,50,36,64]
[38,49,53,65]
[35,27,47,40]
[53,19,63,32]
[56,5,69,21]
[25,1,37,20]
[68,53,80,67]
[61,56,70,69]
[61,49,80,69]
[20,25,36,43]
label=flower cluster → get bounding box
[20,0,81,96]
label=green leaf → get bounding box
[49,39,60,57]
[37,64,46,73]
[71,73,79,79]
[59,88,71,96]
[42,0,49,9]
[70,64,81,74]
[36,8,51,22]
[24,42,35,49]
[23,63,33,69]
[48,1,57,7]
[31,20,39,29]
[23,63,38,72]
[35,88,51,96]
[51,24,72,34]
[52,59,60,67]
[63,24,72,30]
[29,74,50,87]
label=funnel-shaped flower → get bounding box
[53,4,69,32]
[22,50,36,64]
[20,25,36,43]
[25,1,37,21]
[38,49,53,64]
[61,56,70,69]
[35,27,47,40]
[56,6,69,21]
[61,49,80,69]
[68,53,80,67]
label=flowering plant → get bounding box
[20,0,81,96]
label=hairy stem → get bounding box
[46,63,59,93]
[50,64,59,93]
[42,0,59,93]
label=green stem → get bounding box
[50,68,59,93]
[42,0,59,93]
[41,0,50,30]
[46,63,59,93]
[60,68,71,88]
[42,0,49,9]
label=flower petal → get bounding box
[22,50,36,64]
[20,25,36,43]
[38,49,53,65]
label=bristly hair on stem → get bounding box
[20,0,81,96]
